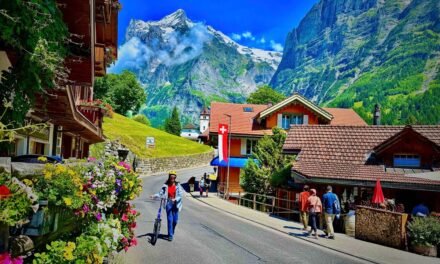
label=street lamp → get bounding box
[224,114,232,199]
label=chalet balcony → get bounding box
[77,101,107,129]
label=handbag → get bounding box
[309,199,317,214]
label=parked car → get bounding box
[11,155,62,164]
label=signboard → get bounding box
[146,137,155,148]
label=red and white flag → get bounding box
[218,124,229,162]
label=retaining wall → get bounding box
[137,151,215,175]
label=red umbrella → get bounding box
[372,179,385,204]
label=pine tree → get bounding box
[165,107,181,136]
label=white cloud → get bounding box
[242,31,255,40]
[270,40,283,52]
[260,37,266,44]
[109,23,212,73]
[231,33,242,41]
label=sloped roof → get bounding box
[209,102,272,136]
[283,125,440,189]
[259,93,333,121]
[323,108,367,126]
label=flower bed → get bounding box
[0,158,142,263]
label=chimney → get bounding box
[373,104,381,125]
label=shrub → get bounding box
[132,114,150,126]
[408,217,440,246]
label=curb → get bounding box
[189,194,379,264]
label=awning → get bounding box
[210,156,257,168]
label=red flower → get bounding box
[121,213,129,222]
[0,185,11,199]
[131,237,138,246]
[130,222,137,228]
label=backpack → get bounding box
[332,194,341,214]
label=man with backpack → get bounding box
[322,185,340,239]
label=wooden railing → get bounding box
[217,183,299,217]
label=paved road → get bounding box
[120,166,370,264]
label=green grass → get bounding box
[98,113,212,158]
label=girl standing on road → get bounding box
[306,189,322,239]
[151,171,183,241]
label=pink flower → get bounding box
[0,253,23,264]
[121,237,128,243]
[87,157,97,162]
[131,237,138,246]
[130,222,137,228]
[129,209,137,215]
[121,213,129,222]
[124,246,129,252]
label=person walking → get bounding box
[151,171,183,241]
[204,173,211,197]
[306,189,322,239]
[322,185,340,239]
[199,175,205,197]
[298,185,311,230]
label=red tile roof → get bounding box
[323,108,367,126]
[208,102,368,136]
[283,125,440,188]
[209,102,272,136]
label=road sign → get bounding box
[146,137,155,148]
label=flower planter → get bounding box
[412,244,437,257]
[24,201,57,236]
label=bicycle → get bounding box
[151,197,164,245]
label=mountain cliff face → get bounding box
[271,0,440,124]
[117,10,281,127]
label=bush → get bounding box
[132,114,150,126]
[408,217,440,246]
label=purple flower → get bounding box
[96,212,102,221]
[116,179,122,186]
[82,204,89,213]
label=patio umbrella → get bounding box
[371,179,385,204]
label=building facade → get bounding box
[282,125,440,214]
[204,93,367,193]
[1,0,120,159]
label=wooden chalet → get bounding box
[1,0,120,159]
[205,93,367,194]
[282,125,440,214]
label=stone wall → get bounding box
[137,151,214,175]
[355,206,408,249]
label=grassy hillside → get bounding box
[98,113,211,158]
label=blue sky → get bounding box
[118,0,318,52]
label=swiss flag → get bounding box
[218,124,229,162]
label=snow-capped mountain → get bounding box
[112,9,282,127]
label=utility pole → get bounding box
[224,114,232,199]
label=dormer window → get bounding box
[243,107,253,112]
[393,154,420,168]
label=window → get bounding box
[393,154,421,168]
[282,114,303,129]
[246,139,258,155]
[243,107,254,112]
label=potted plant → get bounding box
[408,216,440,257]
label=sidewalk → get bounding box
[188,193,439,264]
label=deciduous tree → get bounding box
[247,85,286,105]
[94,71,146,115]
[241,127,293,194]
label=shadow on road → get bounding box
[283,225,303,230]
[137,233,169,245]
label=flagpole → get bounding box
[225,114,232,199]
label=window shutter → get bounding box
[303,115,309,125]
[240,139,247,155]
[277,114,282,127]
